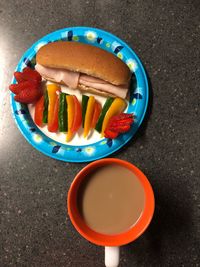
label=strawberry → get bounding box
[14,67,41,84]
[14,84,42,104]
[9,80,37,95]
[10,66,43,104]
[23,67,42,83]
[104,129,119,139]
[14,72,25,83]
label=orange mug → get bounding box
[67,158,155,267]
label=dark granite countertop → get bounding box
[0,1,199,266]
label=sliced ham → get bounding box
[79,74,128,99]
[35,64,128,98]
[80,74,107,84]
[35,64,80,89]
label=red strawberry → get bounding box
[9,80,37,95]
[14,72,25,83]
[104,129,119,139]
[14,84,42,104]
[14,67,41,84]
[23,67,42,83]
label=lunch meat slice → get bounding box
[35,64,80,89]
[35,64,129,98]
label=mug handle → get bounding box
[105,246,120,267]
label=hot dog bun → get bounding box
[36,42,131,86]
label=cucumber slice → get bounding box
[42,90,49,123]
[82,95,89,127]
[59,93,68,132]
[95,97,114,133]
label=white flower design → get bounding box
[117,52,123,59]
[136,87,143,94]
[61,31,68,39]
[131,98,137,106]
[84,146,95,155]
[85,31,97,42]
[33,134,42,143]
[16,103,22,109]
[106,42,111,48]
[100,140,107,145]
[111,41,121,51]
[72,36,79,41]
[126,59,138,72]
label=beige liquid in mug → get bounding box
[77,164,145,235]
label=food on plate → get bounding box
[35,42,131,99]
[32,81,130,141]
[82,95,101,137]
[95,97,114,133]
[83,96,95,138]
[91,101,101,129]
[43,90,49,123]
[58,92,68,132]
[47,84,61,132]
[71,96,82,133]
[9,55,133,142]
[82,95,89,127]
[33,84,84,141]
[101,97,127,136]
[66,95,75,141]
[34,95,44,127]
[66,95,82,142]
[9,80,34,95]
[14,67,42,84]
[35,84,132,140]
[14,84,42,104]
[104,113,134,139]
[9,67,42,104]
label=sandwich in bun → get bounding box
[35,42,131,99]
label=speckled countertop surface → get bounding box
[0,1,199,266]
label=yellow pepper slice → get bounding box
[101,97,127,136]
[47,84,61,130]
[83,96,95,138]
[66,95,75,142]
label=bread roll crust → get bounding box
[36,42,131,86]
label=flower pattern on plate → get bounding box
[85,31,97,42]
[126,59,138,72]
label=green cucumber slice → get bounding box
[95,97,114,133]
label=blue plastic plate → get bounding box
[10,27,148,162]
